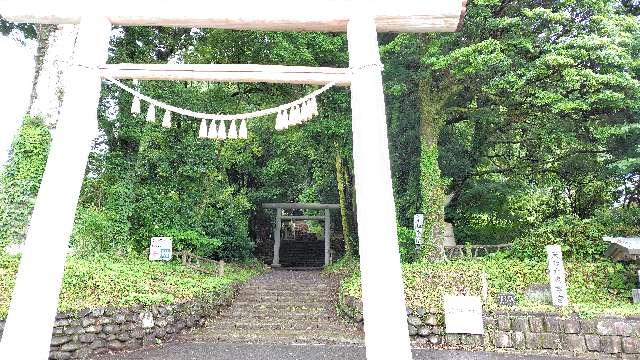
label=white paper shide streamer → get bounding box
[111,77,334,141]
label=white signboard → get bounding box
[149,237,172,261]
[546,245,569,306]
[413,214,425,245]
[444,295,484,335]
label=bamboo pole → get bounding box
[100,64,352,86]
[1,0,467,33]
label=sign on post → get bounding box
[443,295,484,335]
[545,245,569,306]
[496,293,517,307]
[413,214,424,246]
[149,237,172,261]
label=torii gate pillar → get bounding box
[0,17,112,359]
[348,16,413,360]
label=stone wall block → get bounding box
[417,326,431,337]
[623,337,640,354]
[525,332,542,350]
[50,335,71,346]
[79,333,96,343]
[408,324,418,336]
[54,319,71,327]
[601,336,622,354]
[581,319,597,334]
[615,321,634,337]
[49,351,72,360]
[541,332,561,350]
[562,318,581,334]
[103,324,120,335]
[114,313,127,324]
[64,326,85,335]
[125,339,142,350]
[142,334,157,347]
[445,334,460,346]
[108,340,124,351]
[597,319,617,336]
[408,315,422,327]
[81,317,96,327]
[497,316,511,331]
[495,331,513,348]
[512,317,529,332]
[84,324,102,334]
[60,342,81,352]
[544,316,560,333]
[90,339,106,350]
[513,331,526,350]
[131,328,145,339]
[529,317,544,333]
[566,334,586,353]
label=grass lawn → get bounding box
[0,253,264,319]
[330,254,640,317]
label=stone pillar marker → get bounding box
[272,208,282,267]
[545,244,569,307]
[324,208,331,266]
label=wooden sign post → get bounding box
[0,2,466,359]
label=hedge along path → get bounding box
[0,2,467,360]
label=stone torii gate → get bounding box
[0,2,466,359]
[263,202,340,267]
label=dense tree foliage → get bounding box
[384,0,640,250]
[1,0,638,262]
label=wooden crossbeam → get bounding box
[281,215,326,221]
[0,0,467,33]
[99,64,352,86]
[263,203,340,210]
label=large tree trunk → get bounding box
[335,142,354,257]
[28,24,79,128]
[418,77,447,261]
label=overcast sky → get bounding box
[0,35,36,167]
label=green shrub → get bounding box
[0,253,265,319]
[510,215,607,261]
[166,229,221,258]
[0,117,51,248]
[397,226,420,263]
[72,206,132,256]
[596,206,640,237]
[338,256,639,316]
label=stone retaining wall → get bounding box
[0,297,232,359]
[340,295,640,359]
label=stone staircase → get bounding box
[279,240,325,268]
[198,270,362,345]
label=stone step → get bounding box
[205,330,363,345]
[208,320,350,332]
[222,311,334,321]
[236,293,333,300]
[230,302,335,313]
[242,284,331,289]
[234,295,333,302]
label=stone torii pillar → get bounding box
[0,2,466,359]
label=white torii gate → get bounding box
[0,2,465,359]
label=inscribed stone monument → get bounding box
[444,295,484,335]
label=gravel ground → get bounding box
[92,341,579,360]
